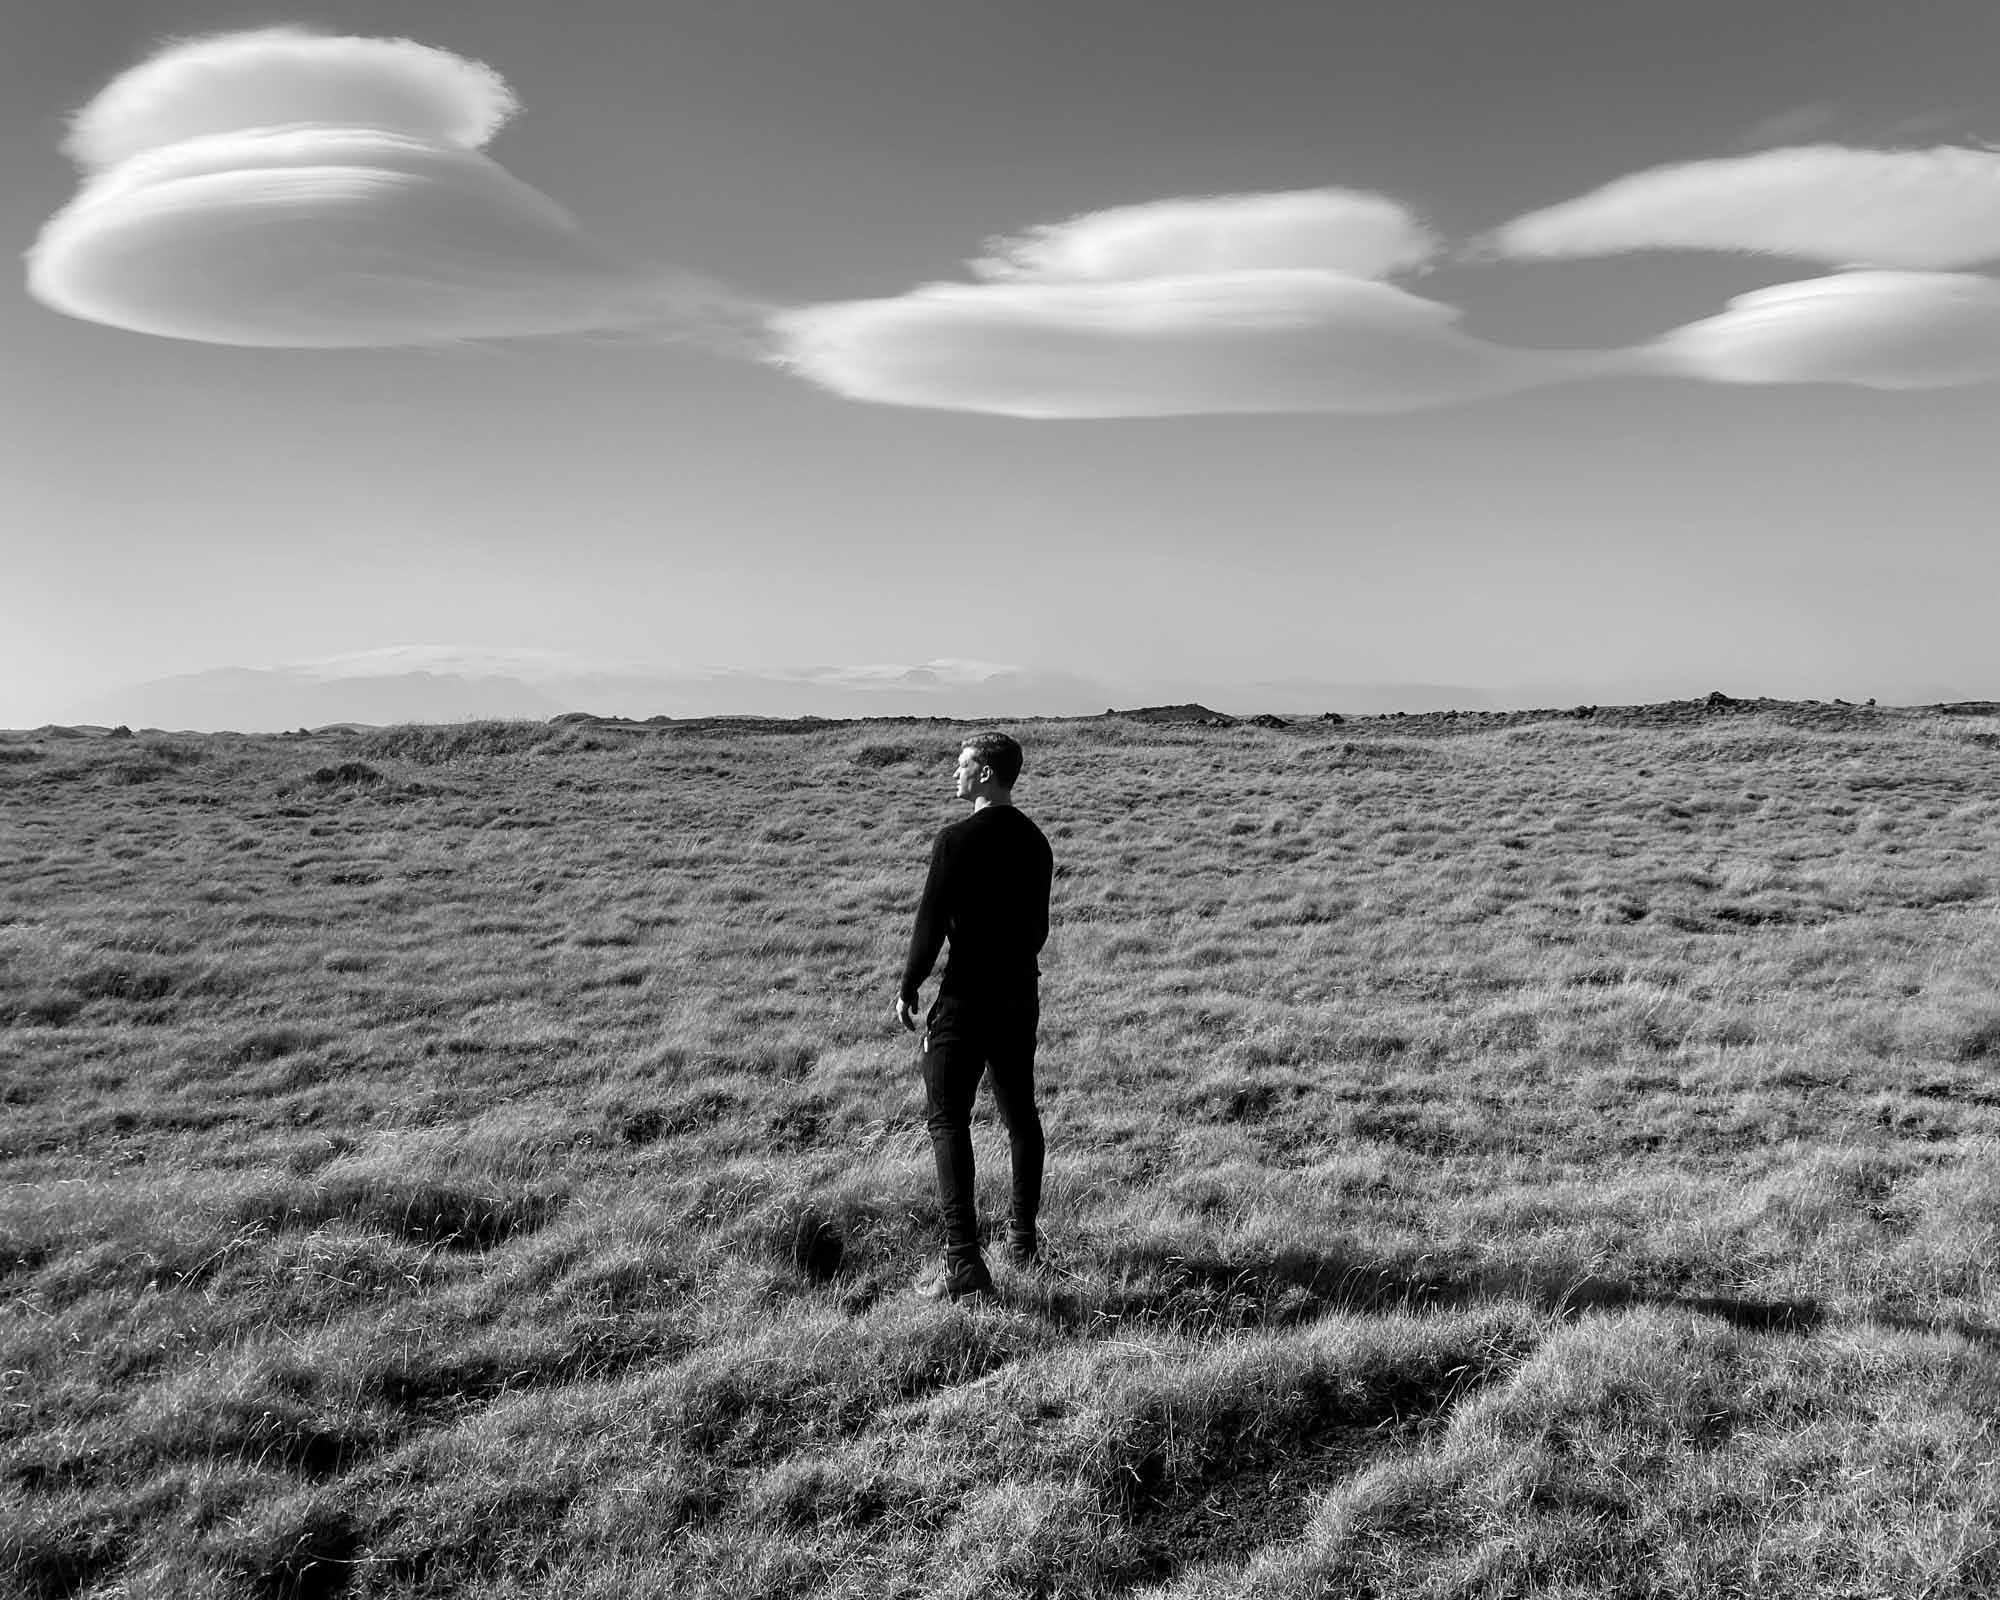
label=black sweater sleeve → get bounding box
[899,828,951,1005]
[1030,834,1053,956]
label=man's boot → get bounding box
[915,1250,995,1302]
[1005,1223,1039,1268]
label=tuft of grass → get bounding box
[227,1176,566,1251]
[850,741,921,768]
[308,761,385,787]
[357,720,557,763]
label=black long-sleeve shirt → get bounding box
[900,806,1054,1006]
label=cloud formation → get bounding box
[29,28,748,348]
[774,269,1612,418]
[767,189,1584,417]
[1491,144,2000,270]
[26,32,2000,414]
[1648,270,2000,389]
[972,189,1437,283]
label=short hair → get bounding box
[963,730,1024,787]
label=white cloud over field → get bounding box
[771,190,1610,417]
[27,30,2000,412]
[1647,270,2000,389]
[972,189,1438,283]
[772,270,1612,418]
[29,28,750,348]
[1490,144,2000,269]
[63,27,517,170]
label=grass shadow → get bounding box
[1048,1241,1825,1338]
[228,1179,566,1254]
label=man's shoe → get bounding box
[914,1258,995,1302]
[1005,1227,1039,1268]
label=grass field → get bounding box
[4,703,1999,1598]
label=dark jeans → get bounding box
[922,990,1043,1270]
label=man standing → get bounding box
[896,731,1055,1301]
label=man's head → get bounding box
[955,731,1023,803]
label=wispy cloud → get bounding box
[29,28,757,348]
[1488,144,2000,270]
[285,645,1051,696]
[287,644,667,682]
[1733,105,1840,151]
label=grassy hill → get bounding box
[3,706,1997,1597]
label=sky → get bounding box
[6,0,2000,726]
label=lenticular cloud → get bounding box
[28,28,731,347]
[1650,270,2000,390]
[764,189,1587,418]
[774,270,1615,418]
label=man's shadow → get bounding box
[1023,1240,2000,1348]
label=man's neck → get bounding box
[971,794,1015,813]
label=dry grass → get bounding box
[3,707,1999,1597]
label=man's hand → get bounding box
[895,995,921,1033]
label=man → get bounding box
[896,730,1055,1302]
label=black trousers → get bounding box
[922,990,1043,1268]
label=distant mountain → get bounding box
[66,651,1116,732]
[69,667,567,732]
[57,646,1941,734]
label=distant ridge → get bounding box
[64,657,1110,732]
[13,694,1998,741]
[544,694,1982,738]
[1105,703,1232,724]
[55,647,1992,735]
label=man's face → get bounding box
[954,746,986,800]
